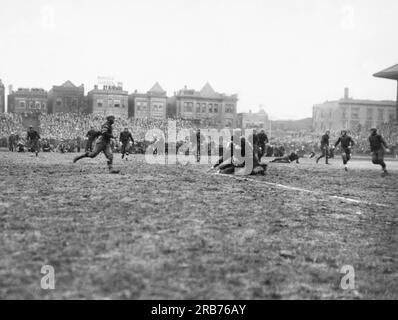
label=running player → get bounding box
[333,130,355,171]
[73,115,120,174]
[369,128,390,176]
[26,126,40,157]
[86,126,99,152]
[119,128,135,160]
[316,130,330,164]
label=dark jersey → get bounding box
[8,134,16,143]
[335,135,355,150]
[98,121,114,143]
[320,134,330,148]
[257,132,269,145]
[288,152,299,162]
[27,130,40,141]
[87,129,99,140]
[252,133,259,146]
[119,131,134,144]
[369,134,388,152]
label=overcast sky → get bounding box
[0,0,397,119]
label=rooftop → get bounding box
[374,64,398,81]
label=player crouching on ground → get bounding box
[333,130,355,172]
[216,135,267,176]
[271,150,300,164]
[73,115,120,174]
[369,128,390,176]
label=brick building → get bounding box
[7,87,48,114]
[312,88,396,132]
[88,84,128,118]
[129,82,167,119]
[237,107,269,130]
[0,79,5,113]
[48,81,85,114]
[168,83,238,127]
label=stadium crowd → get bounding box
[1,112,397,157]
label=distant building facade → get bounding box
[48,81,85,114]
[7,87,48,114]
[0,79,5,113]
[237,107,269,129]
[312,88,396,132]
[129,83,167,119]
[88,84,128,118]
[168,83,237,127]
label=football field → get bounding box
[0,151,397,299]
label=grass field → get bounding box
[0,151,397,299]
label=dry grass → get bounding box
[0,151,397,299]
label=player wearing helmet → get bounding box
[369,128,390,176]
[333,130,355,171]
[73,115,119,173]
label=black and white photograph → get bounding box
[0,0,397,305]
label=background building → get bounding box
[7,86,48,114]
[48,81,85,114]
[237,106,269,129]
[0,79,5,113]
[312,88,396,132]
[374,64,398,120]
[168,83,237,127]
[129,83,167,119]
[88,83,128,118]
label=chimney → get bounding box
[344,87,349,99]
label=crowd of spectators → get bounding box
[269,123,398,157]
[1,112,397,157]
[38,113,199,141]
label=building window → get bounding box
[202,103,206,113]
[366,108,373,120]
[214,104,218,113]
[351,107,359,119]
[20,101,26,109]
[56,99,62,107]
[97,100,103,108]
[114,100,121,108]
[184,102,193,112]
[225,104,235,113]
[196,103,201,113]
[389,112,395,122]
[341,107,348,119]
[209,104,213,113]
[35,102,41,109]
[378,109,384,122]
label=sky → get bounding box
[0,0,397,119]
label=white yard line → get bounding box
[210,173,389,208]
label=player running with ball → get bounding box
[73,115,120,174]
[333,130,355,172]
[369,127,390,176]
